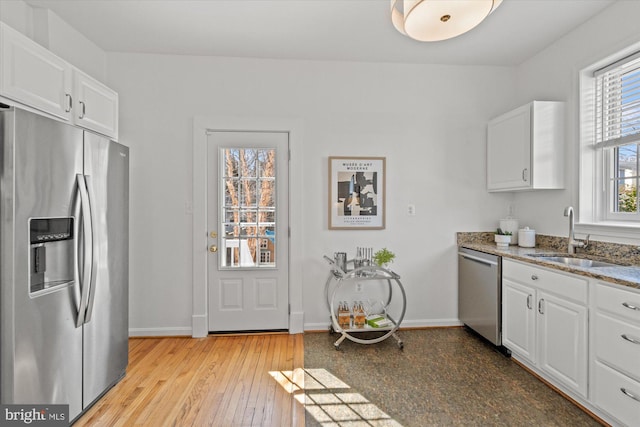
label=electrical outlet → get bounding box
[356,283,363,292]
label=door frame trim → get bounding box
[192,115,304,337]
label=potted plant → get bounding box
[494,228,512,247]
[373,248,395,268]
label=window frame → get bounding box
[578,40,640,236]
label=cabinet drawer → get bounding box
[503,260,587,303]
[593,361,640,427]
[595,312,640,381]
[595,282,640,323]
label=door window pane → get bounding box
[220,148,276,268]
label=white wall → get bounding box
[9,0,637,334]
[106,53,516,333]
[511,0,640,243]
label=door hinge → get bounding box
[288,227,291,238]
[288,304,291,314]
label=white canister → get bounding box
[499,218,519,245]
[518,227,536,248]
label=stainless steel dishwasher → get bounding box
[458,247,502,346]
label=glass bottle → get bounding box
[338,301,350,329]
[354,301,366,328]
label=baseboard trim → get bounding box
[129,327,192,337]
[192,314,208,338]
[289,311,304,334]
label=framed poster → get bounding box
[328,156,385,230]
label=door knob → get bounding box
[209,245,218,253]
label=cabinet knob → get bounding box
[531,275,538,281]
[621,334,640,345]
[65,94,72,112]
[622,302,640,311]
[620,387,640,402]
[79,101,86,119]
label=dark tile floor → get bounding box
[303,328,602,427]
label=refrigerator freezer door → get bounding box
[82,133,129,408]
[0,108,84,418]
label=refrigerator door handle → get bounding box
[83,175,99,324]
[75,174,93,328]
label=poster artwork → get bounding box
[329,157,385,230]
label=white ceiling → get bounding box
[24,0,616,66]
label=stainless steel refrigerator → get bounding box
[0,106,129,422]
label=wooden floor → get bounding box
[75,334,305,427]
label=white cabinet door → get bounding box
[487,103,531,191]
[502,278,536,363]
[0,22,72,120]
[73,69,119,140]
[487,101,564,192]
[537,291,588,397]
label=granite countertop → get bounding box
[457,233,640,290]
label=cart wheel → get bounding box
[398,342,404,350]
[329,325,335,334]
[334,344,341,351]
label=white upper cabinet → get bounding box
[0,22,118,140]
[0,22,73,120]
[487,101,564,192]
[73,69,118,139]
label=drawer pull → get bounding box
[621,334,640,345]
[622,302,640,311]
[620,387,640,402]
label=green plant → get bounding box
[373,248,395,267]
[495,228,512,236]
[618,185,637,213]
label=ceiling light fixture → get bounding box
[391,0,503,42]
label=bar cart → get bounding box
[323,255,406,350]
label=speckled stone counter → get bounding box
[457,232,640,290]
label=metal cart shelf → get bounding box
[323,255,406,350]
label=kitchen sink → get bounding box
[532,255,616,268]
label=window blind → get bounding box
[595,52,640,149]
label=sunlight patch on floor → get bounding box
[269,368,404,426]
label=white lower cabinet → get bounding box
[502,260,640,426]
[502,260,588,398]
[537,290,588,397]
[502,279,536,362]
[591,282,640,426]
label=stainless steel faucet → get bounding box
[564,206,589,254]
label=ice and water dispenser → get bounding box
[29,217,75,294]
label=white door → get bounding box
[537,291,588,397]
[502,279,536,363]
[207,131,289,332]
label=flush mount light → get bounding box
[391,0,503,42]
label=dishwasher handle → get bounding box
[458,252,498,267]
